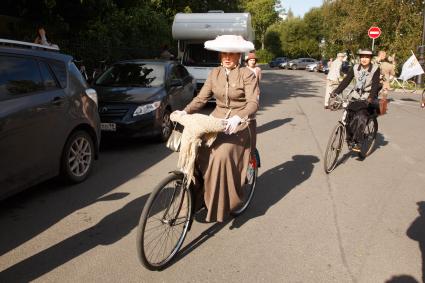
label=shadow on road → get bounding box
[230,154,320,229]
[0,70,323,277]
[407,201,425,283]
[385,275,419,283]
[165,154,320,269]
[0,192,149,282]
[256,70,322,118]
[257,118,293,134]
[0,137,172,257]
[333,132,389,169]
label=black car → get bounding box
[269,57,288,68]
[0,39,101,199]
[93,60,195,141]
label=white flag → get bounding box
[399,53,424,81]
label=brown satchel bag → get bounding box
[166,123,182,152]
[379,98,388,115]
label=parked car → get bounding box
[317,60,329,74]
[288,58,318,70]
[306,62,319,72]
[278,59,291,69]
[269,57,288,68]
[93,60,195,141]
[0,39,101,200]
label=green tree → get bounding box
[243,0,280,49]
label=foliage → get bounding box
[322,0,423,63]
[264,27,282,57]
[243,0,280,49]
[255,49,274,63]
[2,0,424,69]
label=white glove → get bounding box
[224,115,241,135]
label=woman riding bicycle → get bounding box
[172,35,259,222]
[331,48,381,152]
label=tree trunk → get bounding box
[261,34,264,50]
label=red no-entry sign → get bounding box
[368,27,381,39]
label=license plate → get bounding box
[101,123,116,131]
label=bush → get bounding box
[255,49,274,63]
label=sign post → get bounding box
[368,26,381,51]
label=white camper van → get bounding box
[172,12,254,94]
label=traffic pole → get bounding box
[372,38,375,52]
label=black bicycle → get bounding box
[324,92,378,173]
[136,121,259,270]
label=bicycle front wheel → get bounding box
[324,123,345,173]
[403,80,417,93]
[136,172,192,270]
[358,117,378,159]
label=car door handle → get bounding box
[51,97,65,105]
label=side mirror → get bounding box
[170,79,183,87]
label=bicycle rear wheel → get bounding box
[231,153,258,216]
[137,172,192,270]
[358,117,378,159]
[324,123,345,173]
[404,80,417,93]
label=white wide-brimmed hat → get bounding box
[204,35,254,53]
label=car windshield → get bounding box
[95,63,164,87]
[183,43,220,67]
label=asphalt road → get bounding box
[1,68,424,283]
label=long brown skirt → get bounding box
[196,126,251,222]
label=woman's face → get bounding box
[360,55,372,67]
[247,58,256,67]
[220,52,241,69]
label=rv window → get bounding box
[183,43,220,67]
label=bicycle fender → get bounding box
[169,170,185,177]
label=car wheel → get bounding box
[158,109,172,142]
[61,130,94,183]
[291,65,297,70]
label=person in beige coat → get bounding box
[173,35,259,222]
[380,56,396,94]
[325,52,346,108]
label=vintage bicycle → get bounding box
[389,76,417,93]
[324,90,378,173]
[136,119,259,270]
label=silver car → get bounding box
[306,62,319,72]
[288,58,317,70]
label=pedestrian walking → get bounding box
[245,52,262,84]
[34,26,58,48]
[378,55,395,114]
[159,44,174,60]
[244,52,261,161]
[324,52,345,109]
